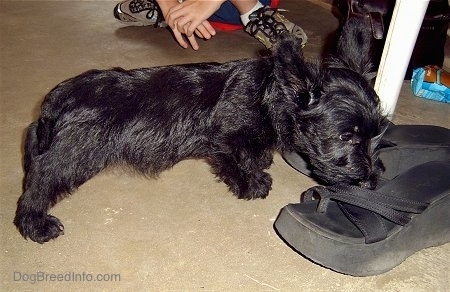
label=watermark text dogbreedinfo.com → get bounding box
[13,271,121,284]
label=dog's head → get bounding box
[270,33,388,188]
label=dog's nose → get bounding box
[358,178,377,189]
[356,156,380,189]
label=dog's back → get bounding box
[33,57,275,175]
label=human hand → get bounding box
[166,0,223,37]
[157,0,222,50]
[170,20,215,50]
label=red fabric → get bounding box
[209,21,243,31]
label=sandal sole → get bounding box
[274,161,450,276]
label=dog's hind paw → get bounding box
[14,214,64,244]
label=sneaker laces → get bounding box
[245,7,307,49]
[125,0,164,27]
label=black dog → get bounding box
[14,34,387,243]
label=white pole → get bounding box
[374,0,430,119]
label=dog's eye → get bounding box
[339,132,353,142]
[339,132,361,145]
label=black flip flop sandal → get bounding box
[274,160,450,276]
[282,124,450,179]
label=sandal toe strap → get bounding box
[302,185,429,243]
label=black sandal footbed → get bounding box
[377,125,450,179]
[274,160,450,276]
[282,124,450,179]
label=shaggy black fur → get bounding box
[14,33,387,243]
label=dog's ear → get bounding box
[271,33,319,107]
[334,16,378,80]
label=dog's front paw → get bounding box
[237,172,272,200]
[14,213,64,244]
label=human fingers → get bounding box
[166,1,221,36]
[200,20,216,37]
[166,4,184,29]
[172,22,199,50]
[186,34,200,51]
[193,23,214,40]
[172,27,189,49]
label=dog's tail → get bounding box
[24,117,55,170]
[23,121,39,174]
[25,70,88,171]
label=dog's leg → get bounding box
[15,150,106,243]
[210,148,273,200]
[242,151,273,199]
[15,125,107,243]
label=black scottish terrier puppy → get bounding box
[15,33,387,243]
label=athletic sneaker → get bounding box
[245,6,308,49]
[113,0,165,27]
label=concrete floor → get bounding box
[1,0,449,291]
